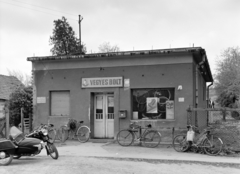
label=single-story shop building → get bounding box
[27,47,213,140]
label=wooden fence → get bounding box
[187,106,240,126]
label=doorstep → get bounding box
[89,138,115,143]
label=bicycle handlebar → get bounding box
[187,125,198,129]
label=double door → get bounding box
[94,94,114,138]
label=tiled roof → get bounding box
[0,75,23,100]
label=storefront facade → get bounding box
[27,47,213,139]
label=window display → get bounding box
[132,88,175,120]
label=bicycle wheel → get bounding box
[77,126,90,143]
[142,130,161,148]
[56,129,61,140]
[203,136,223,156]
[117,130,134,146]
[48,129,57,143]
[58,126,69,143]
[172,134,189,152]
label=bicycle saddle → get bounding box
[49,124,54,127]
[147,124,152,128]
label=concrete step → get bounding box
[89,138,172,145]
[89,138,115,143]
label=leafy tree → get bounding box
[98,42,120,53]
[215,47,240,108]
[49,16,86,55]
[6,86,33,128]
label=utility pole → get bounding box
[78,15,83,54]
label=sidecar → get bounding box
[0,139,16,166]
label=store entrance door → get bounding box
[94,94,114,138]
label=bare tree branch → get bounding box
[7,69,32,87]
[98,42,120,53]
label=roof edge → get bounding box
[27,47,203,62]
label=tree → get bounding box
[98,42,120,53]
[215,47,240,108]
[49,16,86,55]
[6,86,33,128]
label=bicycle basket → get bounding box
[68,119,77,130]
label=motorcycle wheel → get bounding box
[13,155,21,159]
[0,151,13,166]
[47,143,59,160]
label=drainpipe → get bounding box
[207,82,213,107]
[207,82,213,126]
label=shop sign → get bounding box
[82,77,123,88]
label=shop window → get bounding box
[50,91,70,116]
[132,88,175,120]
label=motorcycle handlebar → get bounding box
[27,130,39,137]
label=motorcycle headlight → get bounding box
[0,152,6,159]
[41,128,48,136]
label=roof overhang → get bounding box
[27,47,213,82]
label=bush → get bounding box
[6,86,33,127]
[231,111,240,120]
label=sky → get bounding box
[0,0,239,77]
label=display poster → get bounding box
[133,112,138,120]
[166,100,174,119]
[146,97,158,113]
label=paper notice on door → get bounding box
[146,97,158,113]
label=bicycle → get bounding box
[57,119,91,143]
[116,122,161,148]
[172,125,223,156]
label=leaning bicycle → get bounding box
[172,125,223,156]
[57,119,91,143]
[116,122,161,148]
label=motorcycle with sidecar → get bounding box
[0,126,58,166]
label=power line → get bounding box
[9,0,77,17]
[0,0,77,21]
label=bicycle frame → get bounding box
[173,125,223,155]
[187,126,223,149]
[130,126,150,142]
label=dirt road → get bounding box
[1,154,239,174]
